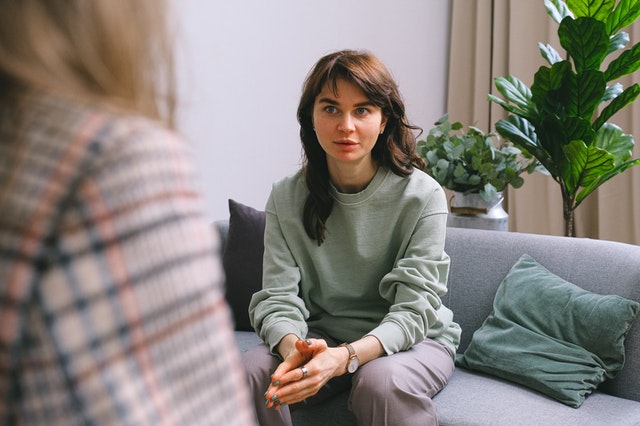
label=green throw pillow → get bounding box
[457,254,639,407]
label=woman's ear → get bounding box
[380,116,388,134]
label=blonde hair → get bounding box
[0,0,176,125]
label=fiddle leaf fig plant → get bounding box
[489,0,640,236]
[417,114,538,202]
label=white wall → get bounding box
[174,0,451,220]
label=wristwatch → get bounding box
[339,343,359,373]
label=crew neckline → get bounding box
[330,167,390,205]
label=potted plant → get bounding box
[489,0,640,237]
[417,114,538,230]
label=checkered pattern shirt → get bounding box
[0,94,256,425]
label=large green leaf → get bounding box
[559,16,609,72]
[491,76,537,119]
[537,116,593,162]
[539,42,564,65]
[608,31,630,54]
[495,116,559,174]
[494,117,539,151]
[593,83,640,129]
[487,94,531,118]
[604,40,640,80]
[605,0,640,35]
[576,158,640,205]
[561,69,606,118]
[546,0,574,23]
[525,116,571,174]
[534,62,568,94]
[560,116,597,145]
[602,82,623,101]
[595,122,635,164]
[532,62,571,116]
[564,140,615,191]
[567,0,615,20]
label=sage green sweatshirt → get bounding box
[249,167,461,356]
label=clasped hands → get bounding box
[264,337,347,410]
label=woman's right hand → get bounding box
[270,337,328,384]
[265,337,341,409]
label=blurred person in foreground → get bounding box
[0,1,255,424]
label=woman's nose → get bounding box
[337,114,355,132]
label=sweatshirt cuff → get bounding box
[368,321,409,355]
[264,320,307,356]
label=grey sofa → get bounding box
[216,215,640,426]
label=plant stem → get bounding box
[561,184,575,237]
[564,208,575,237]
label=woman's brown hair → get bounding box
[297,49,425,244]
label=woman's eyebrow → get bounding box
[317,98,375,107]
[317,97,339,105]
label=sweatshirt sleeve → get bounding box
[367,185,454,354]
[248,192,309,355]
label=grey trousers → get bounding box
[241,331,455,426]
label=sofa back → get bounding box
[215,220,640,402]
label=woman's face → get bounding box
[312,78,387,170]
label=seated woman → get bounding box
[242,49,461,426]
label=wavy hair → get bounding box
[297,49,425,244]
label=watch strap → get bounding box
[339,342,355,357]
[339,342,358,373]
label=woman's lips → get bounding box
[335,139,357,146]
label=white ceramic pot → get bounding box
[447,192,508,231]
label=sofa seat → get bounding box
[434,368,640,426]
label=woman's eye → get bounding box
[356,107,369,115]
[324,106,338,114]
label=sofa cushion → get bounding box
[435,368,640,426]
[457,254,639,407]
[222,199,266,331]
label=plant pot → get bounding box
[447,192,508,231]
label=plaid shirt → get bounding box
[0,94,256,425]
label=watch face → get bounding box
[347,357,359,373]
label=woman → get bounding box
[0,1,255,424]
[244,50,461,425]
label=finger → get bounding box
[264,383,296,409]
[295,338,312,355]
[285,365,309,382]
[310,338,328,351]
[299,365,309,380]
[273,386,314,409]
[268,383,309,409]
[274,365,307,388]
[270,361,302,386]
[295,338,328,357]
[271,352,306,383]
[264,392,279,409]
